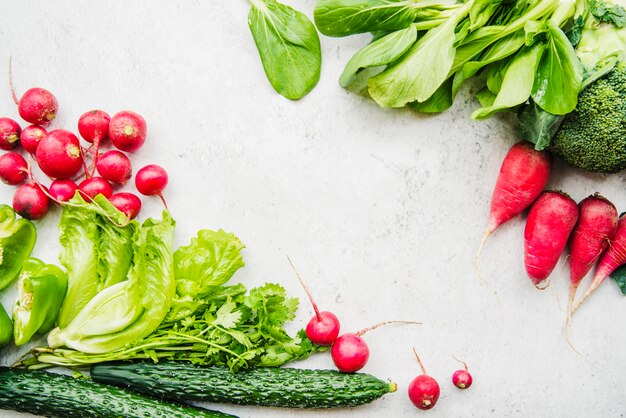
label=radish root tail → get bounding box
[8,56,18,105]
[475,229,492,285]
[412,347,427,375]
[356,320,421,337]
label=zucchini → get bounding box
[91,362,397,408]
[0,367,236,418]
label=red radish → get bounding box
[17,88,58,126]
[35,129,83,178]
[109,192,142,220]
[567,194,618,319]
[331,320,420,373]
[0,118,21,150]
[0,152,28,185]
[78,110,110,143]
[408,349,440,410]
[525,191,578,287]
[573,214,626,314]
[477,141,552,274]
[12,184,50,220]
[78,177,113,201]
[287,256,340,346]
[109,111,146,152]
[451,356,473,389]
[96,150,132,184]
[20,125,47,154]
[49,179,78,202]
[135,164,168,207]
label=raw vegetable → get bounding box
[13,258,68,346]
[288,256,340,346]
[12,184,50,220]
[0,367,236,418]
[408,349,440,410]
[47,209,175,354]
[109,193,142,220]
[477,141,551,270]
[573,213,626,313]
[78,177,113,201]
[567,194,618,319]
[16,87,58,126]
[49,179,78,202]
[524,190,578,287]
[0,152,28,185]
[35,129,83,179]
[96,150,132,184]
[135,164,168,207]
[20,125,47,154]
[109,111,146,152]
[91,362,397,409]
[248,0,321,100]
[56,194,136,328]
[451,356,473,389]
[0,117,21,150]
[0,204,36,290]
[0,305,12,347]
[78,109,110,143]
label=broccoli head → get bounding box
[550,62,626,173]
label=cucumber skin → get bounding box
[0,367,236,418]
[91,362,397,409]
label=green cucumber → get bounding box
[91,362,397,408]
[0,367,236,418]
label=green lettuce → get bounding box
[56,194,137,328]
[165,229,245,323]
[48,211,176,354]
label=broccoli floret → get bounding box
[549,62,626,173]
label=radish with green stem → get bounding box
[13,183,50,220]
[96,150,132,184]
[109,192,142,220]
[35,129,83,179]
[573,214,626,314]
[109,111,146,152]
[20,125,46,154]
[135,164,168,208]
[0,152,28,185]
[49,179,78,203]
[477,141,552,276]
[331,320,420,373]
[408,349,440,410]
[567,194,618,319]
[524,191,578,288]
[451,356,472,389]
[0,117,21,150]
[286,256,340,346]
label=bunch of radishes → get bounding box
[478,140,625,319]
[0,86,169,220]
[288,257,472,411]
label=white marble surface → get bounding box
[1,1,626,417]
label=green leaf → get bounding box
[248,0,321,100]
[565,15,584,46]
[531,21,583,115]
[314,0,420,37]
[611,264,626,295]
[368,7,465,107]
[339,26,417,88]
[475,86,496,107]
[213,297,242,329]
[517,101,564,150]
[472,44,545,120]
[409,77,454,113]
[591,0,626,27]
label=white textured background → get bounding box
[1,1,626,417]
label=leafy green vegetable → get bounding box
[166,229,245,323]
[248,0,321,100]
[56,194,136,328]
[611,264,626,295]
[591,0,626,26]
[0,205,36,291]
[47,211,176,354]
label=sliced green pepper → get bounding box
[0,304,12,347]
[13,258,68,346]
[0,205,37,291]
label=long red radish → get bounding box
[477,141,551,276]
[408,349,440,410]
[567,194,618,319]
[286,256,340,346]
[573,214,626,314]
[524,191,578,288]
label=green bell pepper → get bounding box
[0,304,12,347]
[0,205,37,291]
[13,258,68,346]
